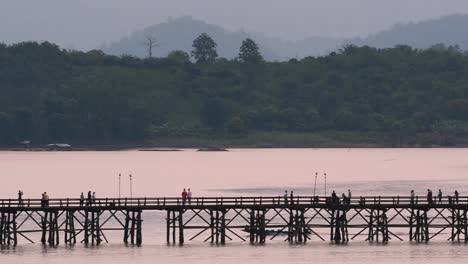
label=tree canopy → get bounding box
[191,33,218,63]
[2,41,468,147]
[239,38,264,64]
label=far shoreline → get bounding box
[2,131,466,151]
[1,143,467,152]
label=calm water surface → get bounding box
[2,148,468,263]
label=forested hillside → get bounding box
[1,39,468,147]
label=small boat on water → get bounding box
[197,147,228,152]
[242,228,291,236]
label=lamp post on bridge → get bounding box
[129,174,133,198]
[313,172,318,197]
[324,172,327,196]
[118,173,121,199]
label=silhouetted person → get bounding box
[437,189,442,204]
[410,190,415,205]
[342,193,347,205]
[181,189,187,205]
[80,192,84,207]
[41,192,45,207]
[348,189,352,203]
[92,192,96,204]
[331,190,338,204]
[44,192,49,207]
[455,190,459,203]
[87,191,92,206]
[427,189,433,205]
[284,190,289,205]
[18,190,23,206]
[188,188,192,205]
[290,191,294,205]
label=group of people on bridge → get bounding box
[414,189,461,205]
[40,192,49,207]
[79,191,97,206]
[181,188,192,205]
[11,187,465,208]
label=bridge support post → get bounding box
[209,209,226,244]
[0,211,18,246]
[166,210,183,245]
[368,209,389,242]
[409,209,429,242]
[288,209,308,243]
[450,209,468,242]
[330,209,348,243]
[84,210,101,245]
[48,211,59,246]
[249,209,266,244]
[64,211,76,244]
[40,211,59,246]
[124,210,143,245]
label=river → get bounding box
[1,148,468,263]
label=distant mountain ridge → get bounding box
[101,16,281,60]
[354,14,468,49]
[101,14,468,60]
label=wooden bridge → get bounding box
[1,195,468,246]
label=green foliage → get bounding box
[167,50,190,63]
[239,38,264,64]
[200,97,229,130]
[191,33,218,64]
[2,41,468,146]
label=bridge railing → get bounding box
[0,195,467,208]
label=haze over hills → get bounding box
[100,16,344,60]
[102,14,468,60]
[100,16,281,60]
[354,14,468,49]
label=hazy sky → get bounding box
[2,0,468,50]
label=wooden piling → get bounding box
[124,210,130,244]
[178,210,184,245]
[166,210,170,243]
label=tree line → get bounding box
[1,34,468,146]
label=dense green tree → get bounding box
[200,97,229,130]
[0,112,12,143]
[167,50,190,63]
[2,41,468,146]
[191,33,218,64]
[239,38,264,64]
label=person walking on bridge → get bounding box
[284,190,289,205]
[410,190,415,205]
[455,190,460,203]
[342,193,348,205]
[181,189,187,205]
[87,191,92,206]
[437,189,442,204]
[427,189,433,205]
[18,190,23,206]
[290,191,294,205]
[187,189,192,205]
[80,192,85,207]
[348,189,352,203]
[44,192,49,207]
[331,190,338,204]
[92,192,96,204]
[41,192,45,207]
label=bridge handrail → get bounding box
[0,195,466,208]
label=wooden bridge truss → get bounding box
[1,196,468,246]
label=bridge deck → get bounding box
[1,195,467,210]
[1,196,467,246]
